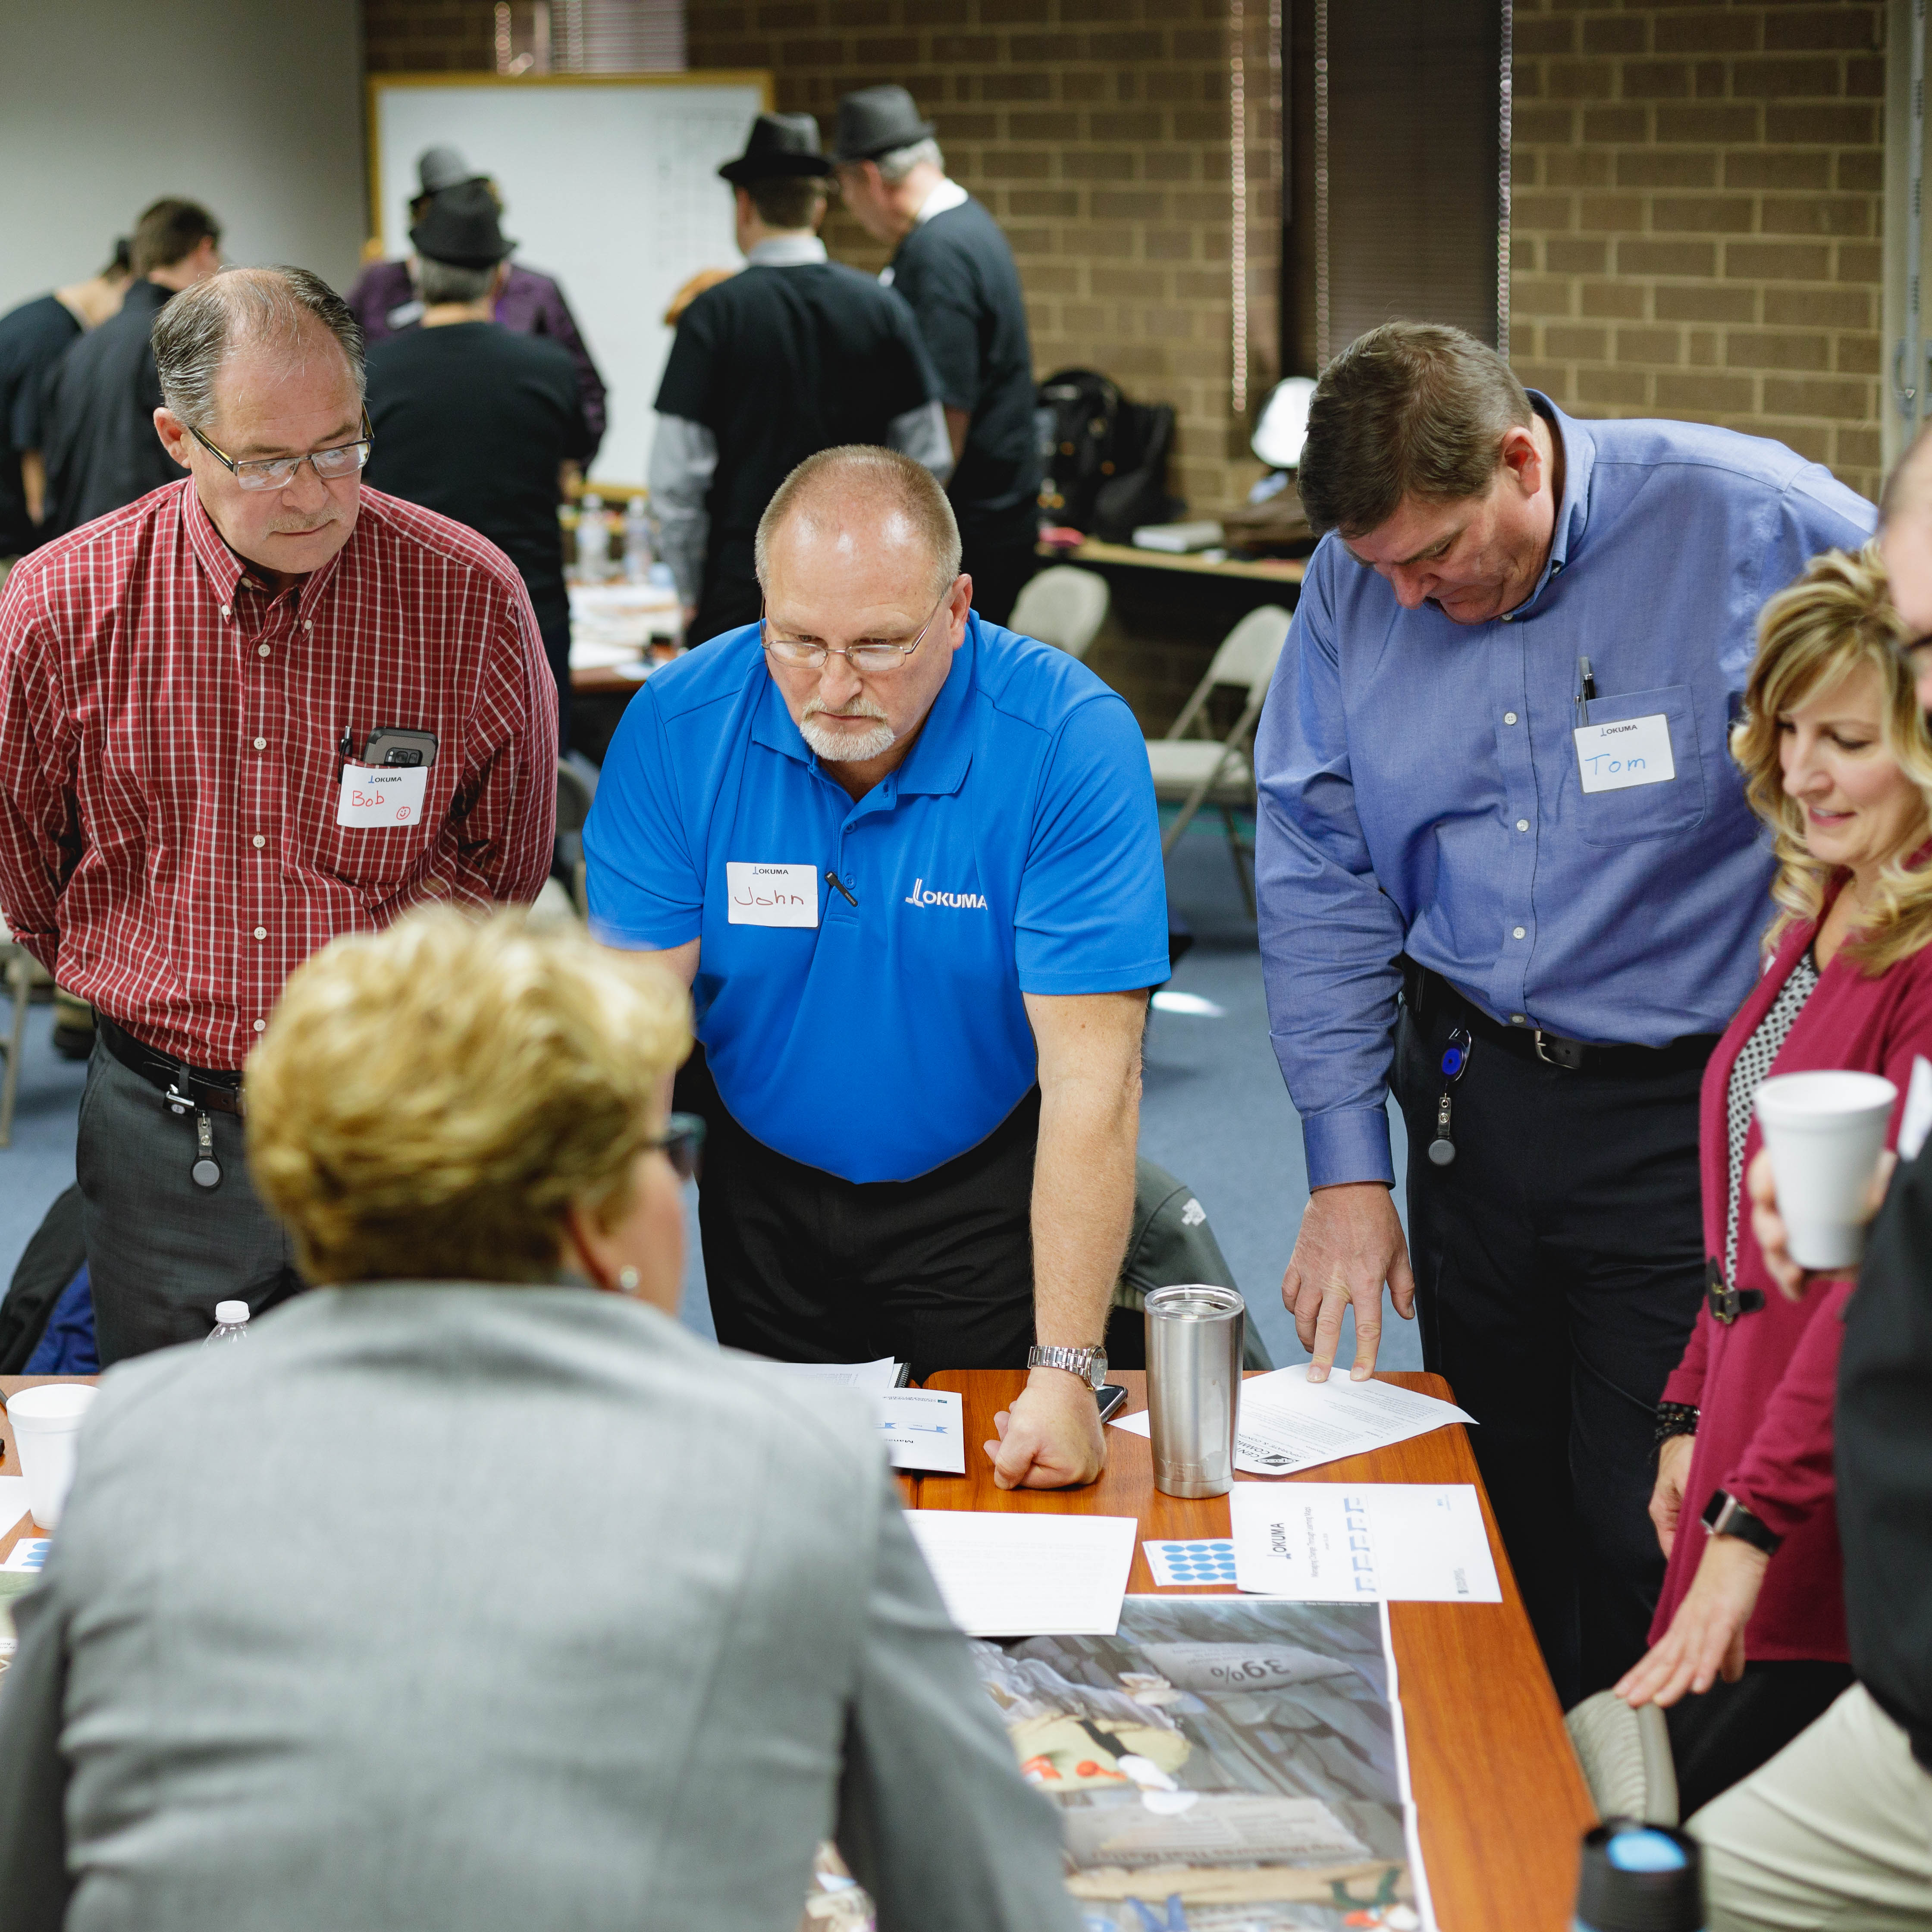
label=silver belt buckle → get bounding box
[1533,1029,1585,1070]
[163,1079,195,1117]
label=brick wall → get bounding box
[1509,1,1886,503]
[365,0,1279,518]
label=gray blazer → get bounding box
[0,1286,1076,1931]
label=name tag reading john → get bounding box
[727,862,819,928]
[336,762,428,828]
[1574,712,1675,794]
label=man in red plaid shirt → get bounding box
[0,267,557,1361]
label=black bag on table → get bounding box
[1036,368,1183,542]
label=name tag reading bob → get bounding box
[727,862,819,928]
[1574,713,1675,794]
[336,762,428,827]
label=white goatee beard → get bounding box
[799,712,897,762]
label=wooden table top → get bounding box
[1039,537,1308,585]
[917,1367,1594,1932]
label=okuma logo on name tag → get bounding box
[1573,712,1675,794]
[727,862,818,928]
[336,762,428,828]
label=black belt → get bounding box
[96,1013,246,1118]
[1404,963,1721,1078]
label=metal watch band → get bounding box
[1028,1343,1105,1389]
[1701,1488,1783,1556]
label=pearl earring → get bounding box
[617,1266,641,1292]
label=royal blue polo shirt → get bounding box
[584,613,1170,1182]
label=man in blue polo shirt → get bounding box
[585,445,1167,1488]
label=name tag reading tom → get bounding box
[727,862,819,928]
[336,762,429,828]
[1574,712,1675,794]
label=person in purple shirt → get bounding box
[347,144,607,461]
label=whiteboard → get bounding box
[371,74,771,486]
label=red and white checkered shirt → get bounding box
[0,479,557,1069]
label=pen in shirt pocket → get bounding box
[1574,655,1596,728]
[337,729,354,779]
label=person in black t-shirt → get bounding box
[40,200,221,538]
[364,183,594,752]
[650,112,948,647]
[834,85,1042,626]
[0,242,130,562]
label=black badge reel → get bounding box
[1427,1027,1474,1168]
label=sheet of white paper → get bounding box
[762,1357,904,1395]
[877,1388,966,1474]
[1110,1365,1472,1477]
[905,1511,1138,1636]
[0,1537,50,1574]
[1230,1483,1501,1603]
[0,1477,30,1540]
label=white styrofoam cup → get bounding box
[1754,1070,1898,1272]
[8,1383,98,1530]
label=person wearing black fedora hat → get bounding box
[834,86,1042,626]
[346,148,606,463]
[649,110,950,646]
[363,182,595,751]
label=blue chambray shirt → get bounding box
[1254,395,1876,1190]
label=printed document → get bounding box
[877,1388,966,1474]
[762,1357,905,1393]
[1230,1483,1501,1603]
[906,1511,1138,1636]
[1112,1364,1471,1476]
[0,1476,29,1540]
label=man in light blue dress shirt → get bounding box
[1253,323,1873,1704]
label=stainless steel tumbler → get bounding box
[1145,1283,1245,1498]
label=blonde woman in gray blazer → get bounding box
[0,913,1075,1932]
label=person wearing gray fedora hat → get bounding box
[648,110,950,645]
[834,89,1041,626]
[345,162,606,461]
[364,181,595,751]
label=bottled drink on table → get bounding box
[205,1300,251,1346]
[575,492,610,583]
[623,496,655,583]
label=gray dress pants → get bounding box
[76,1037,305,1364]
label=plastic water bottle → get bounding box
[576,493,610,583]
[205,1300,251,1346]
[623,496,655,583]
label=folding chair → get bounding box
[1008,565,1111,661]
[1144,604,1292,915]
[0,916,56,1149]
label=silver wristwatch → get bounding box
[1027,1343,1109,1389]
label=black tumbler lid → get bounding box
[1575,1822,1704,1932]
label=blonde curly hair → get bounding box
[1733,541,1932,972]
[245,910,692,1286]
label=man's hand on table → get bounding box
[1281,1181,1416,1383]
[984,1367,1107,1490]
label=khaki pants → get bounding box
[1690,1684,1932,1930]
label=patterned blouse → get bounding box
[1723,950,1821,1286]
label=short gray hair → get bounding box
[755,445,962,602]
[417,257,497,306]
[151,266,365,433]
[876,137,944,185]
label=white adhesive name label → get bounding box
[336,762,428,828]
[1574,712,1675,794]
[727,862,819,928]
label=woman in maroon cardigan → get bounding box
[1615,543,1932,1816]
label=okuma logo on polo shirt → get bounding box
[903,876,988,910]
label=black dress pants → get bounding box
[78,1035,306,1364]
[1393,994,1710,1708]
[676,1048,1038,1379]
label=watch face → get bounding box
[1089,1352,1108,1389]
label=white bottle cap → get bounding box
[214,1300,251,1325]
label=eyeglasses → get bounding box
[652,1113,706,1182]
[189,410,374,492]
[761,589,951,674]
